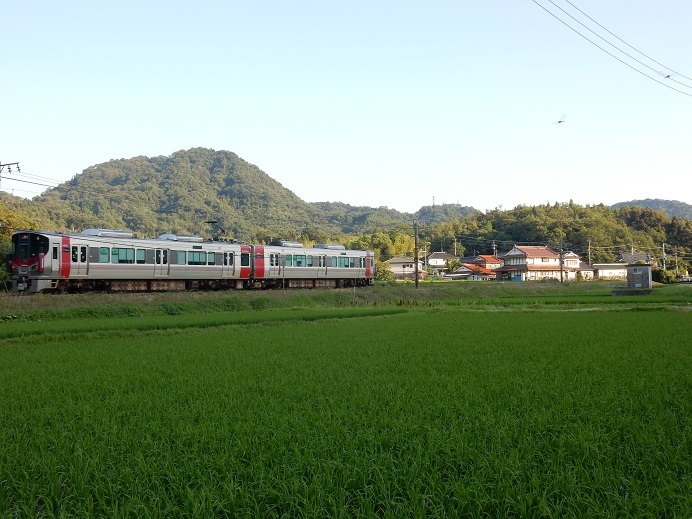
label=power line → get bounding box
[531,0,692,97]
[562,0,692,82]
[544,0,692,90]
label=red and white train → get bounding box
[6,229,375,293]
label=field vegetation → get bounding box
[1,282,690,517]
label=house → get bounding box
[470,255,503,270]
[384,256,426,280]
[443,263,494,281]
[617,251,653,265]
[426,252,460,275]
[593,263,628,279]
[493,245,564,281]
[563,252,594,280]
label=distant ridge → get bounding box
[610,199,692,220]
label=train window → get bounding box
[136,249,146,265]
[331,256,337,268]
[53,246,58,260]
[72,246,78,263]
[99,247,110,263]
[350,258,355,268]
[295,255,306,267]
[178,251,187,265]
[188,251,207,265]
[112,248,135,264]
[241,253,250,267]
[307,255,314,267]
[29,234,49,256]
[208,252,215,265]
[285,255,292,267]
[319,256,325,268]
[338,256,349,268]
[224,252,234,266]
[163,250,168,264]
[80,247,87,263]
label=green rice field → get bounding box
[1,283,690,517]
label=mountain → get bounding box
[4,148,461,241]
[610,199,692,220]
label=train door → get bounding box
[71,244,88,277]
[356,254,365,279]
[155,249,169,277]
[317,255,328,278]
[222,251,235,277]
[50,243,60,276]
[268,252,281,278]
[253,246,265,280]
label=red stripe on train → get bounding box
[253,245,265,278]
[60,236,71,278]
[240,245,251,279]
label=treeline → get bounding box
[2,199,691,275]
[348,202,692,270]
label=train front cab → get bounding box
[7,231,60,293]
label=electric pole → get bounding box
[0,161,20,192]
[414,221,419,289]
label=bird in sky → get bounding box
[553,114,566,124]
[657,71,677,79]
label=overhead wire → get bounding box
[562,0,692,82]
[530,0,692,97]
[544,0,692,90]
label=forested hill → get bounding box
[10,148,321,241]
[0,148,480,240]
[610,199,692,220]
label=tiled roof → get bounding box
[461,263,494,276]
[384,256,416,264]
[514,246,560,259]
[427,252,459,260]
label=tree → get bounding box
[1,204,36,241]
[375,261,394,282]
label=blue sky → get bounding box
[3,1,691,213]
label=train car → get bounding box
[6,230,375,293]
[251,240,375,289]
[7,229,250,293]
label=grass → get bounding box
[1,283,691,517]
[0,281,689,321]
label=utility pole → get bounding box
[588,239,592,265]
[0,161,20,192]
[413,221,419,289]
[674,247,679,276]
[559,239,564,283]
[662,243,666,269]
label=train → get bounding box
[6,229,375,293]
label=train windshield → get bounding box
[12,233,49,261]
